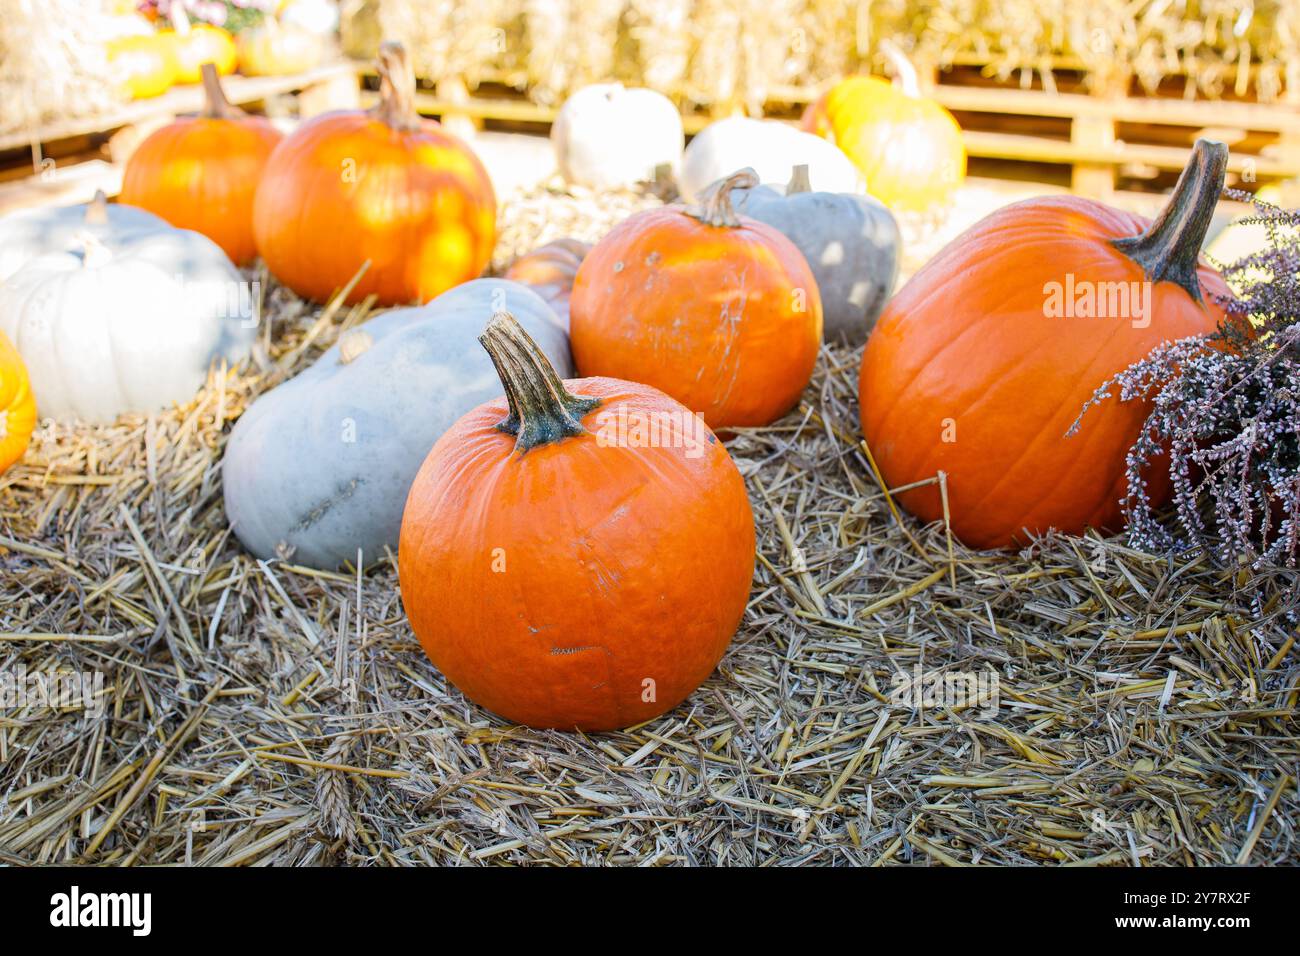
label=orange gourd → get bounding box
[503,237,589,324]
[162,6,236,84]
[253,42,496,305]
[570,169,822,431]
[399,311,755,731]
[859,139,1232,550]
[120,65,283,265]
[814,42,965,212]
[0,330,36,475]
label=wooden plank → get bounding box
[0,62,360,154]
[963,130,1300,176]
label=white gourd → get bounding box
[552,83,685,190]
[0,226,253,423]
[221,278,575,570]
[678,116,863,202]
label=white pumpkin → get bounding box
[552,83,685,191]
[222,278,575,570]
[0,229,253,423]
[678,116,863,202]
[731,165,901,345]
[0,191,167,282]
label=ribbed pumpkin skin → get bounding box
[252,114,496,305]
[121,116,282,265]
[0,330,36,475]
[399,377,756,731]
[859,196,1228,549]
[570,207,822,430]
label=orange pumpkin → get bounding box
[503,237,589,325]
[0,330,36,475]
[570,169,822,431]
[107,33,179,99]
[815,42,966,212]
[399,311,755,731]
[253,42,496,305]
[859,139,1232,549]
[120,64,282,265]
[162,5,236,84]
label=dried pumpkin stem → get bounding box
[686,168,759,228]
[879,39,922,99]
[479,311,600,453]
[1112,138,1227,304]
[373,41,421,132]
[787,164,813,194]
[84,189,109,226]
[200,63,243,120]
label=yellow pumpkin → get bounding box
[236,20,325,76]
[161,4,237,84]
[0,330,36,475]
[107,33,179,99]
[818,41,966,212]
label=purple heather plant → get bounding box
[1072,188,1300,582]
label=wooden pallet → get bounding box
[0,62,360,215]
[380,68,1300,200]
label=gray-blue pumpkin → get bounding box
[222,278,574,570]
[0,191,168,282]
[731,165,901,345]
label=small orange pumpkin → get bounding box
[0,330,36,475]
[859,139,1232,549]
[253,41,497,305]
[162,5,236,84]
[813,42,966,212]
[399,311,755,731]
[570,169,822,431]
[120,64,283,265]
[503,237,589,325]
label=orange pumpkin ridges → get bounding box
[859,138,1232,550]
[569,168,823,431]
[253,41,497,306]
[119,63,282,265]
[398,310,756,731]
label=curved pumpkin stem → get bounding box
[200,63,244,120]
[373,41,421,132]
[879,39,922,99]
[84,189,109,226]
[479,311,600,453]
[169,2,192,35]
[787,164,813,195]
[686,168,759,228]
[1112,138,1227,304]
[75,231,112,268]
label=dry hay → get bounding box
[1,185,1298,867]
[353,0,1300,111]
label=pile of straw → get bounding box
[1,181,1296,865]
[0,0,125,138]
[354,0,1300,108]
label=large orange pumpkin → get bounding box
[399,311,755,731]
[0,330,36,475]
[812,42,966,212]
[253,42,496,305]
[859,139,1232,549]
[570,169,822,431]
[120,64,282,265]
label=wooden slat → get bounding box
[963,130,1300,176]
[0,62,359,154]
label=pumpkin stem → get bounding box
[879,39,922,99]
[200,63,244,119]
[75,231,112,268]
[85,189,109,226]
[1112,138,1227,304]
[787,164,813,194]
[479,311,600,453]
[374,41,421,132]
[169,2,192,35]
[686,168,760,228]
